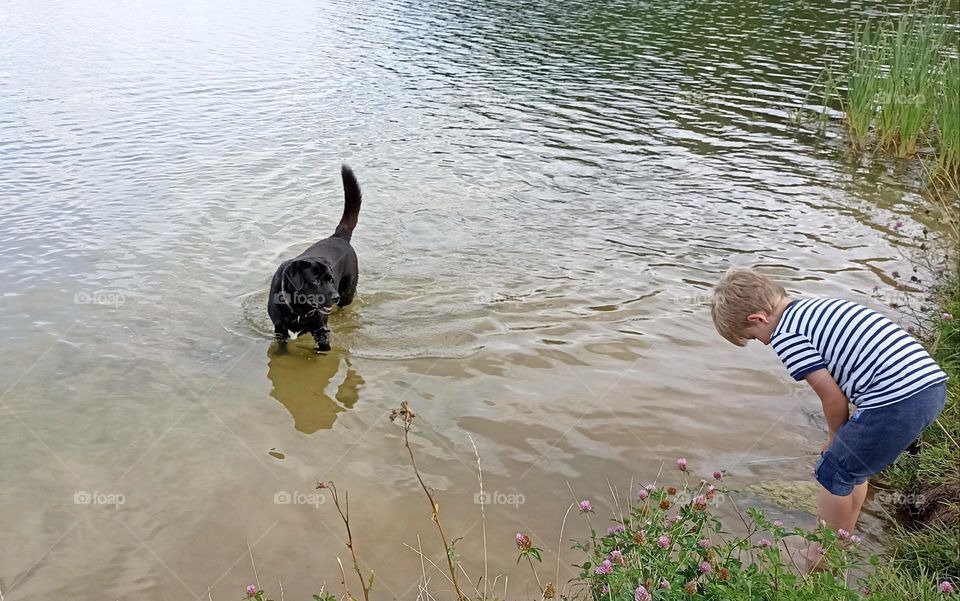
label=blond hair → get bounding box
[711,268,787,346]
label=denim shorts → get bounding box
[815,381,948,496]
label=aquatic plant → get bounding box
[932,57,960,187]
[805,1,958,197]
[843,2,951,158]
[873,5,946,158]
[845,22,886,146]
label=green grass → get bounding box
[872,265,960,592]
[865,561,955,600]
[886,522,960,582]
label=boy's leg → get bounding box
[818,481,868,532]
[806,481,869,572]
[850,481,869,527]
[807,485,854,572]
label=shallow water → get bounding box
[0,0,944,598]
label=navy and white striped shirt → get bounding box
[771,298,947,410]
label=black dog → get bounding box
[268,165,362,352]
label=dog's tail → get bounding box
[333,164,362,240]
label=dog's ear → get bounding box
[282,259,314,291]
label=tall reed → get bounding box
[933,57,960,187]
[842,2,953,160]
[845,22,885,147]
[872,7,946,157]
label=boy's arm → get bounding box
[804,368,850,449]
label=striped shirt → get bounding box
[771,298,947,410]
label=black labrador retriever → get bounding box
[268,165,362,352]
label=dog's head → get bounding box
[276,258,339,315]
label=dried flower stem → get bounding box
[779,538,808,582]
[336,556,351,601]
[417,534,430,601]
[390,402,467,600]
[318,481,371,601]
[727,493,757,565]
[468,435,489,600]
[555,502,575,598]
[248,541,261,590]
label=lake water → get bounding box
[0,0,941,598]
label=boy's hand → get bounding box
[821,434,835,453]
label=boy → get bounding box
[711,269,947,570]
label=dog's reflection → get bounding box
[266,345,364,433]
